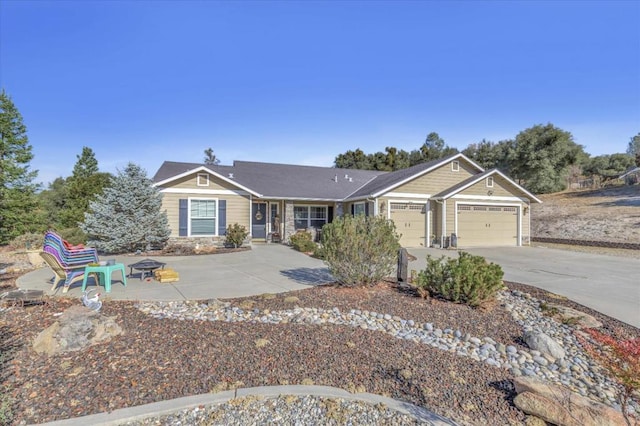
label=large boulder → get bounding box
[523,331,566,360]
[513,377,626,426]
[33,305,123,355]
[549,304,603,329]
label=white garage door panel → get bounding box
[457,205,518,247]
[390,203,426,247]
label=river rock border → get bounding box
[135,289,631,412]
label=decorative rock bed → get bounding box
[135,289,632,412]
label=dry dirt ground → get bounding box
[531,184,640,244]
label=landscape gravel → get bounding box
[134,288,627,409]
[2,279,638,426]
[122,395,433,426]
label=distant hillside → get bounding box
[531,185,640,243]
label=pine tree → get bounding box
[59,147,111,229]
[81,163,170,253]
[0,90,41,244]
[204,147,220,165]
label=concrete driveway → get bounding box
[406,246,640,328]
[17,244,639,328]
[17,244,333,301]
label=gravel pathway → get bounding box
[122,394,442,426]
[1,279,638,425]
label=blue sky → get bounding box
[1,1,639,186]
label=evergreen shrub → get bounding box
[321,214,400,287]
[81,163,170,254]
[414,251,504,307]
[289,231,316,253]
[225,223,249,248]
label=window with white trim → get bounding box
[353,202,366,216]
[190,199,217,235]
[294,205,328,229]
[451,160,460,172]
[197,173,209,186]
[486,176,494,187]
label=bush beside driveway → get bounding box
[406,246,640,328]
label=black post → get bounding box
[397,248,408,283]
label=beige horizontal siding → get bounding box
[170,172,244,191]
[458,175,522,197]
[226,196,251,229]
[391,160,477,195]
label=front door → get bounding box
[252,203,267,239]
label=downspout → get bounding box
[527,200,531,246]
[249,195,253,240]
[425,199,431,248]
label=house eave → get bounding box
[260,196,345,202]
[369,153,485,198]
[153,165,262,197]
[436,169,542,203]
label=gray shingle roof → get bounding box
[152,153,494,202]
[153,160,385,200]
[230,161,385,199]
[153,161,234,182]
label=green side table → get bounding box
[82,263,127,293]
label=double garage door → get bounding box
[457,204,518,247]
[389,202,519,247]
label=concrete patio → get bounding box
[17,244,333,301]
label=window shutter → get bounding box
[351,204,355,215]
[365,202,370,216]
[179,199,188,236]
[328,206,334,223]
[218,200,227,236]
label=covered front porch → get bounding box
[250,199,343,243]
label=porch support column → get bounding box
[284,201,295,243]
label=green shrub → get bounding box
[289,231,317,252]
[312,244,326,259]
[225,223,249,248]
[414,251,504,307]
[321,215,400,287]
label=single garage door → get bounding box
[457,205,518,247]
[390,203,426,247]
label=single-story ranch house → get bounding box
[152,153,541,248]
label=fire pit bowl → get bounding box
[128,259,166,280]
